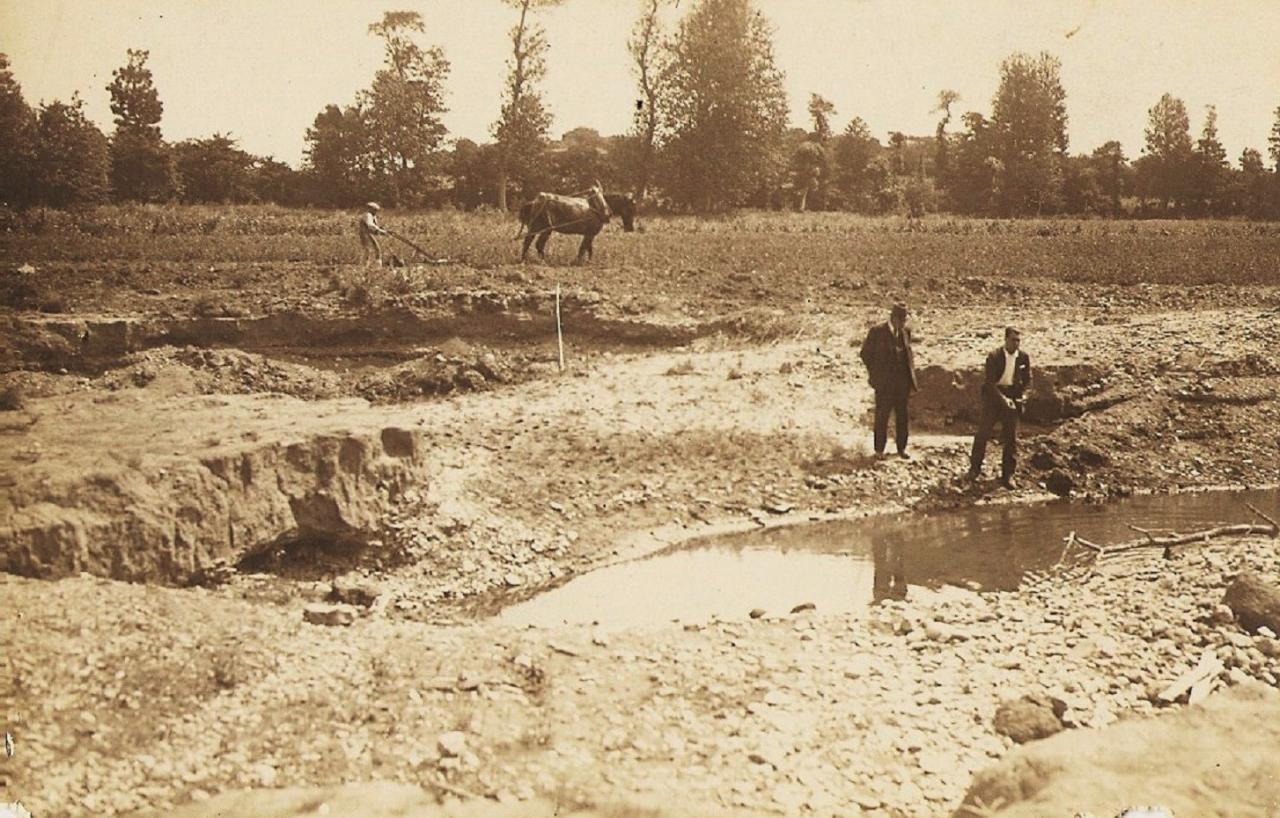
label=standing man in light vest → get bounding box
[968,326,1033,489]
[358,202,389,267]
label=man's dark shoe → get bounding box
[1000,476,1017,490]
[897,451,913,461]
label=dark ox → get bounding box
[517,186,635,263]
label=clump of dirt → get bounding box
[102,347,344,398]
[356,348,523,403]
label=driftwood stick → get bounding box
[1049,532,1075,571]
[1073,536,1105,553]
[1127,524,1181,536]
[1102,523,1275,555]
[1127,524,1158,543]
[1245,502,1280,534]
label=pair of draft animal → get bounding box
[356,183,636,268]
[860,303,1032,490]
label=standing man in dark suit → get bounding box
[968,326,1032,489]
[859,302,918,460]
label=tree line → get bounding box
[3,0,1280,219]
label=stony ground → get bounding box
[3,226,1280,817]
[4,531,1279,817]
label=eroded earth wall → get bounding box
[1,424,427,583]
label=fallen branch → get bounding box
[1073,535,1106,553]
[1246,502,1280,533]
[1049,532,1076,570]
[1127,524,1160,544]
[1103,523,1275,555]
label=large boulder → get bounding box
[1223,572,1280,634]
[955,682,1280,818]
[993,695,1065,744]
[1044,469,1075,497]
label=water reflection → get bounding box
[871,527,907,603]
[497,487,1279,630]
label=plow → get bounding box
[387,230,451,265]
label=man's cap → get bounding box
[890,302,908,317]
[366,202,381,211]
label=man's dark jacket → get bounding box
[982,346,1032,401]
[860,322,917,393]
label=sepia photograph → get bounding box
[1,1,1279,816]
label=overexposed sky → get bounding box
[2,0,1278,167]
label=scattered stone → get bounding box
[749,608,766,619]
[302,603,356,627]
[850,790,883,810]
[1223,572,1280,634]
[790,602,816,614]
[1208,603,1236,626]
[503,573,524,587]
[548,640,580,657]
[329,578,380,607]
[1029,450,1057,470]
[994,695,1065,743]
[436,731,467,758]
[1225,631,1253,649]
[747,750,780,768]
[1045,469,1074,497]
[249,763,277,787]
[925,620,969,642]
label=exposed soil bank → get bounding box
[0,400,430,581]
[4,301,1279,594]
[0,292,706,374]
